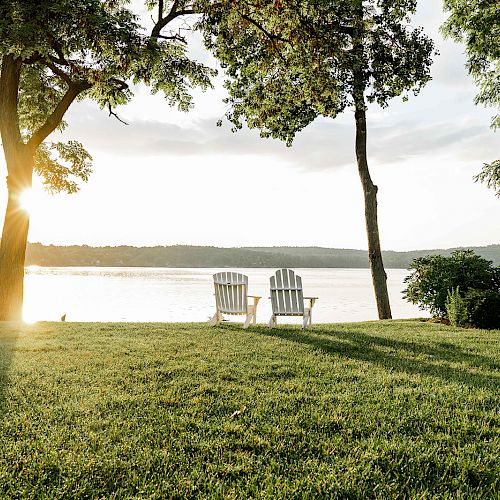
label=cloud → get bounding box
[60,104,355,170]
[368,121,498,165]
[60,100,498,174]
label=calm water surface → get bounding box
[23,267,427,323]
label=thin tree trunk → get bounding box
[351,0,392,320]
[354,102,392,319]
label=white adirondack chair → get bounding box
[269,269,318,329]
[209,272,261,328]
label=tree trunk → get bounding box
[0,147,34,321]
[0,53,87,321]
[354,104,392,320]
[0,55,33,321]
[350,2,391,320]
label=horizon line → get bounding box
[25,241,500,253]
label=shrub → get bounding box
[446,287,468,327]
[462,289,500,329]
[403,250,500,318]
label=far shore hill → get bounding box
[24,243,500,269]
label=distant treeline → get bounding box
[23,243,500,269]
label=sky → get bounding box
[0,0,499,251]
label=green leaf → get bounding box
[34,141,93,194]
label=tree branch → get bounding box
[47,32,70,66]
[42,59,73,85]
[107,103,129,125]
[109,77,129,92]
[48,54,71,67]
[27,81,92,150]
[22,54,44,64]
[157,33,188,44]
[151,0,196,40]
[158,0,164,23]
[239,12,291,44]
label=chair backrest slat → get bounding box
[275,269,285,314]
[290,282,299,312]
[270,269,304,315]
[281,269,291,314]
[270,274,278,313]
[213,272,248,314]
[223,284,230,310]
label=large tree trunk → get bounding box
[0,55,33,321]
[0,51,89,320]
[0,149,33,321]
[0,50,88,320]
[354,104,392,320]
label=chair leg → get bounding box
[209,311,221,326]
[302,310,310,330]
[251,297,260,325]
[268,315,276,328]
[243,313,252,329]
[243,305,257,329]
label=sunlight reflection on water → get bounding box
[23,267,428,323]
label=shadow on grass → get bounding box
[0,324,18,418]
[254,326,499,391]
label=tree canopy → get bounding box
[442,0,500,197]
[0,0,214,193]
[200,0,434,143]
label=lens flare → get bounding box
[18,188,35,214]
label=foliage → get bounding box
[446,287,500,329]
[442,0,500,130]
[445,287,468,327]
[0,0,215,192]
[474,159,500,197]
[198,0,435,144]
[403,250,500,318]
[461,289,500,330]
[442,0,500,196]
[34,141,92,194]
[0,320,499,497]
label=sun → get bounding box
[18,188,36,214]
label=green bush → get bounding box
[446,287,468,327]
[462,289,500,329]
[403,250,500,318]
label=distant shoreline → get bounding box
[26,264,411,270]
[24,243,500,269]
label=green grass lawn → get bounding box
[0,320,499,498]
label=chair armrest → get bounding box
[248,295,261,305]
[304,297,318,308]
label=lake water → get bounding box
[23,267,427,324]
